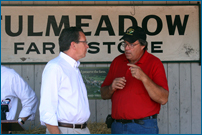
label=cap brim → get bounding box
[119,35,138,43]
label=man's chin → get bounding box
[81,54,86,59]
[125,54,131,59]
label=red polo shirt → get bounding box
[101,51,169,120]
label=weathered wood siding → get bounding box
[1,1,201,134]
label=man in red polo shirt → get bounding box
[100,26,169,134]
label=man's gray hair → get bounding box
[138,39,148,51]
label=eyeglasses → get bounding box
[121,41,139,49]
[78,41,88,44]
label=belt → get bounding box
[58,122,87,129]
[115,114,157,125]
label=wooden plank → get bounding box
[94,1,107,4]
[33,1,46,5]
[34,64,45,127]
[131,1,143,4]
[143,1,167,4]
[178,1,191,4]
[151,1,167,4]
[9,65,22,76]
[88,100,96,123]
[158,63,168,134]
[46,1,59,4]
[191,63,201,134]
[8,1,22,4]
[21,65,35,129]
[58,1,71,5]
[190,1,200,4]
[118,1,132,4]
[1,1,10,4]
[106,1,119,4]
[21,1,34,4]
[158,104,168,134]
[1,64,10,68]
[167,63,180,134]
[108,100,112,114]
[166,1,179,4]
[163,63,168,77]
[70,1,84,4]
[191,1,199,4]
[82,1,95,5]
[96,99,109,123]
[179,63,191,134]
[21,65,35,90]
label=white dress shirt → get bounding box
[39,52,90,126]
[1,65,38,120]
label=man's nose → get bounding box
[125,44,130,50]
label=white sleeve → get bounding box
[39,64,60,126]
[12,72,38,120]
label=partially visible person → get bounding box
[101,26,169,134]
[1,65,38,129]
[39,27,90,134]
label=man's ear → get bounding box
[141,45,145,51]
[70,42,76,50]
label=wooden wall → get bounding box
[1,1,201,134]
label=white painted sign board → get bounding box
[1,5,200,63]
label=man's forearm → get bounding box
[100,85,114,99]
[142,75,169,105]
[21,117,29,123]
[18,114,31,124]
[45,124,61,134]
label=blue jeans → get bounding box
[111,119,159,134]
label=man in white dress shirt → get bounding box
[1,65,38,126]
[39,27,90,134]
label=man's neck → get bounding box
[63,50,78,61]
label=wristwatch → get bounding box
[18,118,25,124]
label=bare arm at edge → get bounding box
[45,124,61,134]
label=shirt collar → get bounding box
[59,52,80,68]
[136,50,148,64]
